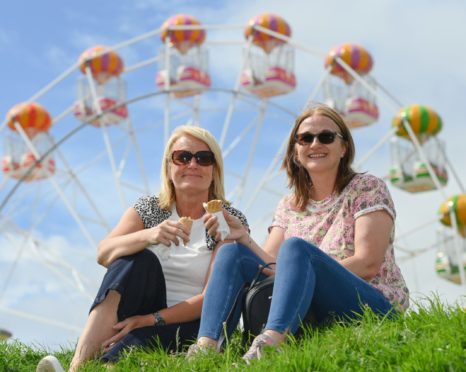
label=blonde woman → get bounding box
[37,125,248,371]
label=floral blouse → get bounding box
[271,173,409,311]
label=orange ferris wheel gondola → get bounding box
[244,13,291,54]
[324,43,373,84]
[160,14,206,54]
[6,102,52,138]
[78,45,124,85]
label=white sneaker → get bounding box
[36,355,65,372]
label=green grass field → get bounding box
[1,299,465,371]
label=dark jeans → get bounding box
[198,238,393,340]
[89,250,199,362]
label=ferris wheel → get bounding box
[0,12,464,344]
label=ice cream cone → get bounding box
[203,199,223,213]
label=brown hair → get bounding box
[159,125,226,210]
[281,104,357,210]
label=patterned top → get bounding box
[271,173,409,311]
[133,195,249,250]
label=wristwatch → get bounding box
[153,311,166,326]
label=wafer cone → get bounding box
[179,216,193,234]
[203,199,223,213]
[179,216,193,245]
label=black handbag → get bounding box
[217,263,316,350]
[242,273,275,344]
[242,263,316,345]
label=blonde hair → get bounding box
[281,104,357,211]
[158,125,226,210]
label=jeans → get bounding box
[91,250,199,362]
[198,237,393,340]
[101,320,200,362]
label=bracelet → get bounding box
[242,234,252,248]
[153,311,166,326]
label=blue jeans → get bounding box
[198,237,393,340]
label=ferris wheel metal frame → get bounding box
[0,19,465,340]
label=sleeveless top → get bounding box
[134,195,248,306]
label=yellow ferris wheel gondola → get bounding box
[436,194,466,284]
[392,104,442,143]
[439,194,466,237]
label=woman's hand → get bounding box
[260,264,276,277]
[101,314,153,352]
[204,209,248,242]
[146,220,190,247]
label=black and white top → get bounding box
[134,195,249,306]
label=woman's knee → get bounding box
[215,242,249,264]
[280,237,318,257]
[109,249,161,273]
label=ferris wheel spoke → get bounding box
[11,122,98,248]
[244,141,287,212]
[0,220,95,302]
[222,115,258,159]
[219,92,239,150]
[0,305,81,333]
[48,135,111,231]
[164,95,172,144]
[234,99,268,205]
[219,39,254,150]
[121,117,151,195]
[0,232,28,301]
[304,66,332,108]
[84,67,128,208]
[354,127,397,170]
[433,136,466,194]
[29,239,95,299]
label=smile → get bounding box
[308,153,326,158]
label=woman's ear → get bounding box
[340,143,347,158]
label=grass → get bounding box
[1,299,465,371]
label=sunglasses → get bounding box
[295,130,344,145]
[171,150,216,166]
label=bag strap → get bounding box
[216,261,276,351]
[249,262,276,289]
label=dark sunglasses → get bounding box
[295,130,344,145]
[171,150,216,166]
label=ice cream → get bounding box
[202,199,223,213]
[203,199,230,240]
[179,216,193,245]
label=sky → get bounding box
[0,0,466,351]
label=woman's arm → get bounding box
[262,226,285,261]
[102,242,222,349]
[204,210,276,264]
[340,210,393,280]
[97,208,189,267]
